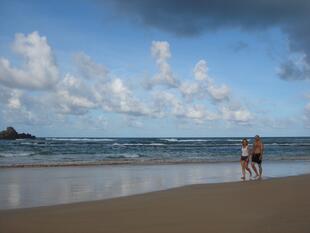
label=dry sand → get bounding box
[1,174,310,233]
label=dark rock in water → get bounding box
[18,133,36,139]
[0,127,36,140]
[0,127,18,140]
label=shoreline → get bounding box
[1,158,310,168]
[1,174,310,233]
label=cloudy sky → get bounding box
[0,0,309,137]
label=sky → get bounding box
[0,0,309,137]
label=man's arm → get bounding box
[260,143,264,159]
[252,142,256,155]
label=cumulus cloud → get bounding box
[107,0,310,80]
[95,78,151,116]
[54,73,97,115]
[74,52,108,80]
[53,53,151,116]
[0,86,23,111]
[207,83,230,102]
[148,43,231,103]
[179,82,202,99]
[0,31,59,90]
[153,91,218,123]
[147,43,248,124]
[147,41,178,88]
[54,73,151,117]
[220,106,252,124]
[0,86,54,126]
[195,60,231,103]
[7,90,22,109]
[0,31,254,129]
[180,59,230,102]
[193,60,209,81]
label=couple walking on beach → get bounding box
[240,135,264,180]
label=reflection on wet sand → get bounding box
[1,161,310,209]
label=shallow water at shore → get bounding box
[1,160,310,209]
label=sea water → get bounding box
[0,137,310,166]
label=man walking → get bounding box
[251,135,264,178]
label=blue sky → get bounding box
[0,0,309,137]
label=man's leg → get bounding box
[251,162,259,177]
[258,163,263,177]
[245,161,252,176]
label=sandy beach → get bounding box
[1,174,310,233]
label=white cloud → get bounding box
[206,83,230,102]
[0,89,53,126]
[184,106,205,120]
[220,106,252,123]
[179,82,202,99]
[147,41,179,88]
[56,90,97,115]
[74,52,108,80]
[0,31,59,90]
[7,90,22,109]
[0,33,256,130]
[153,91,218,123]
[54,73,97,115]
[179,59,230,102]
[0,86,22,109]
[95,78,151,116]
[194,60,230,102]
[193,60,209,81]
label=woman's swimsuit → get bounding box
[240,146,249,161]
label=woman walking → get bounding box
[240,138,252,179]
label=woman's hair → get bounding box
[242,138,248,145]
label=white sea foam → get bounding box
[161,138,178,142]
[226,139,242,142]
[267,143,310,146]
[0,152,33,157]
[107,153,140,158]
[149,143,165,146]
[161,138,215,142]
[178,139,213,142]
[46,138,115,142]
[113,143,165,146]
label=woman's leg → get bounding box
[240,160,245,179]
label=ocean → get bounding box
[1,137,310,167]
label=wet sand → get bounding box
[1,161,310,209]
[1,174,310,233]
